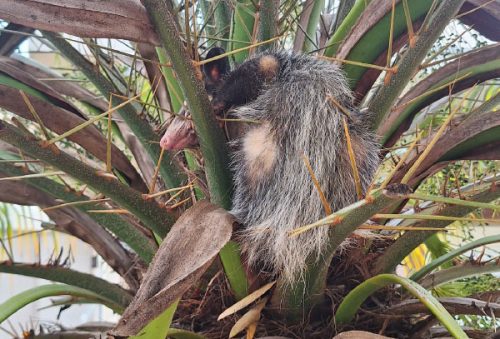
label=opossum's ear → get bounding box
[203,47,230,94]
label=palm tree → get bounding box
[0,0,498,338]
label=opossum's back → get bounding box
[230,56,379,282]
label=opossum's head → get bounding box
[211,53,279,115]
[160,47,230,151]
[159,108,197,150]
[160,48,281,151]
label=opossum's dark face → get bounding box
[160,47,229,151]
[160,49,280,151]
[211,54,279,113]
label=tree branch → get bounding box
[43,31,184,190]
[0,120,175,238]
[369,0,467,130]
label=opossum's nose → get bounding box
[160,119,198,151]
[159,133,178,150]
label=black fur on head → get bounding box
[205,48,282,116]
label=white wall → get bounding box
[0,204,120,336]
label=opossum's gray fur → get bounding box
[229,51,380,285]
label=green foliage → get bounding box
[434,274,500,298]
[412,235,500,282]
[335,274,468,338]
[130,300,179,339]
[230,0,257,63]
[0,284,124,323]
[0,0,498,337]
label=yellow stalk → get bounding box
[401,86,476,183]
[302,154,332,215]
[196,36,282,66]
[342,116,363,200]
[87,209,131,214]
[327,95,352,117]
[392,72,471,112]
[168,196,191,209]
[402,0,415,47]
[372,213,497,223]
[19,90,50,140]
[106,94,113,173]
[387,0,396,68]
[149,147,165,193]
[165,184,192,204]
[46,92,142,145]
[42,198,110,212]
[455,0,496,19]
[359,224,451,232]
[421,26,473,67]
[0,171,65,181]
[144,184,193,199]
[319,55,396,73]
[380,132,422,189]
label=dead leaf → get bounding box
[3,56,109,112]
[0,172,140,289]
[112,201,234,336]
[0,79,147,191]
[379,44,500,149]
[218,281,276,320]
[0,0,159,45]
[246,322,257,339]
[333,331,393,339]
[229,297,268,338]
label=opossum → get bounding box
[160,50,380,285]
[160,47,229,150]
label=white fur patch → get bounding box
[242,122,277,184]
